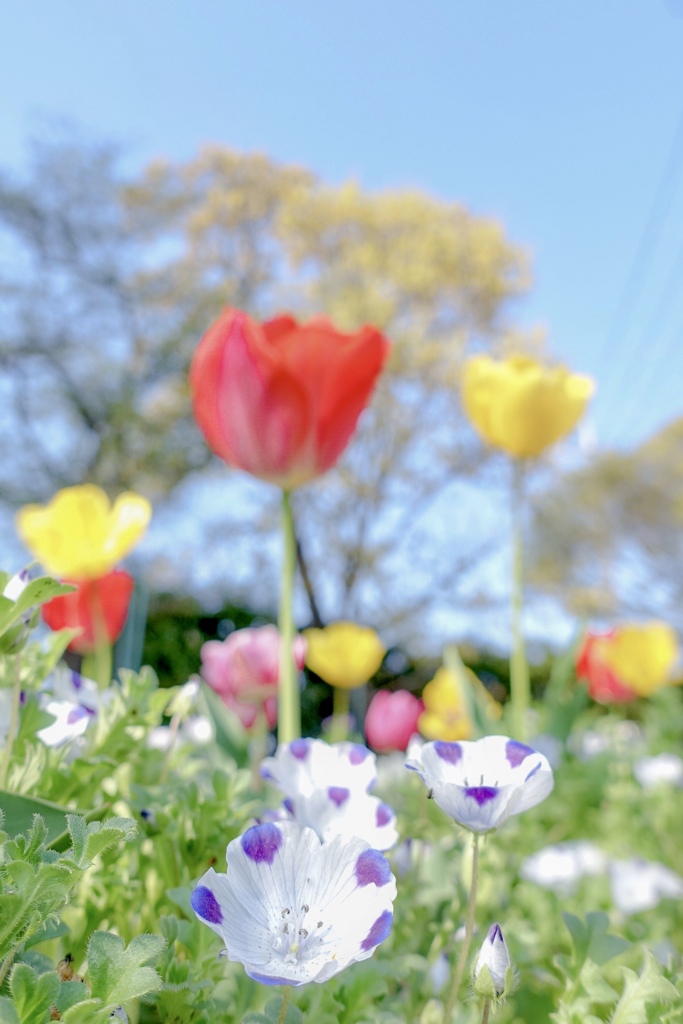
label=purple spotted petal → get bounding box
[355,848,392,887]
[348,744,370,765]
[525,761,542,781]
[240,823,283,864]
[290,738,310,760]
[191,885,223,924]
[464,786,498,806]
[328,786,350,807]
[434,741,463,765]
[360,909,393,950]
[248,971,296,986]
[376,803,393,827]
[506,740,535,768]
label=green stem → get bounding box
[249,707,269,790]
[0,653,22,789]
[443,833,480,1024]
[329,686,350,742]
[481,999,491,1024]
[88,581,113,690]
[159,713,181,785]
[277,985,292,1024]
[278,490,299,744]
[0,943,20,989]
[510,459,530,742]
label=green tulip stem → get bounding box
[277,986,292,1024]
[85,584,113,691]
[330,686,350,742]
[0,653,22,789]
[249,707,269,791]
[443,832,480,1024]
[278,490,300,744]
[481,999,492,1024]
[510,458,530,742]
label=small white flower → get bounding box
[191,820,396,986]
[633,753,683,789]
[3,569,30,602]
[520,841,607,894]
[262,738,379,796]
[262,739,398,849]
[473,923,512,997]
[405,736,554,833]
[608,858,683,915]
[37,667,101,748]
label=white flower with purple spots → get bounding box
[405,735,554,834]
[262,739,379,796]
[191,820,396,986]
[261,739,398,850]
[37,666,103,747]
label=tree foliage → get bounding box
[1,134,534,643]
[528,418,683,631]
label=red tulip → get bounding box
[365,689,424,753]
[575,631,637,704]
[42,570,135,654]
[190,308,390,490]
[200,625,307,730]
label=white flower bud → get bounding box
[473,923,512,997]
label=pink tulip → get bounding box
[200,625,306,729]
[365,689,424,753]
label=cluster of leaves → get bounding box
[2,614,683,1021]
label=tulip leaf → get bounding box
[199,682,249,766]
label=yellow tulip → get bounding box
[418,667,474,742]
[462,353,594,459]
[600,622,679,697]
[16,484,152,580]
[304,621,385,690]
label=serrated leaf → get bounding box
[611,955,680,1024]
[9,963,60,1024]
[87,930,164,1005]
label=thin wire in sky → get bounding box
[596,102,683,447]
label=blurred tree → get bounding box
[1,135,533,646]
[528,418,683,631]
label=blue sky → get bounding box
[3,2,683,652]
[3,1,683,450]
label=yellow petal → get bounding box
[601,622,679,697]
[16,484,151,579]
[418,667,473,741]
[303,621,385,689]
[462,354,594,459]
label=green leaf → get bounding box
[0,793,70,846]
[0,579,75,637]
[611,955,680,1024]
[8,963,60,1024]
[0,997,20,1024]
[562,911,630,967]
[86,930,164,1005]
[200,682,249,765]
[243,996,304,1024]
